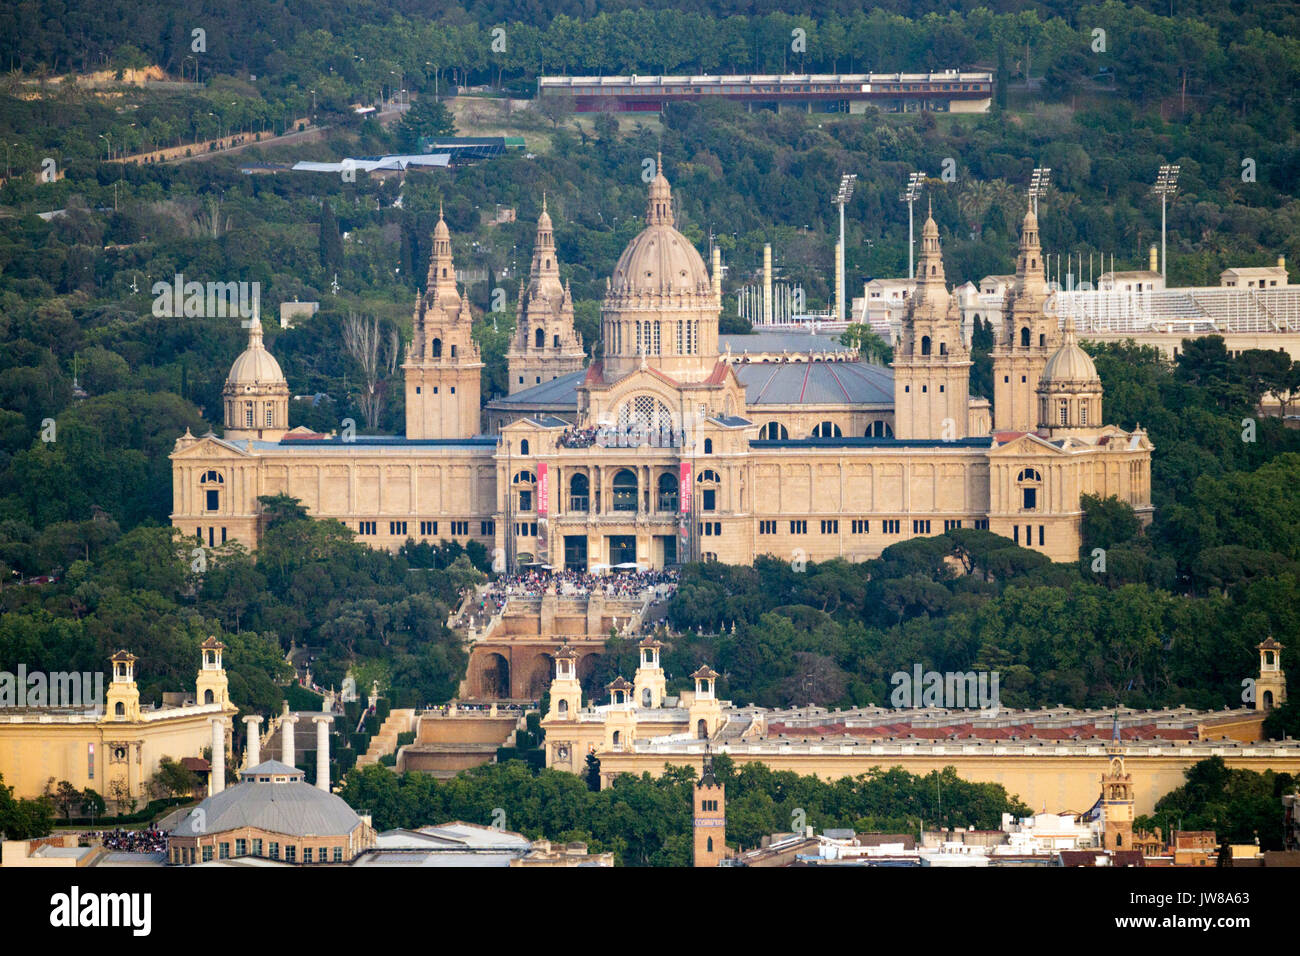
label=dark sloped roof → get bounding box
[490,369,585,408]
[734,360,894,406]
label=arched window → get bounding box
[432,337,442,358]
[1059,399,1069,425]
[520,439,530,456]
[1080,403,1089,426]
[513,470,537,512]
[1016,468,1042,511]
[921,335,931,356]
[642,688,652,707]
[612,469,638,512]
[535,327,545,349]
[759,421,789,440]
[811,421,842,438]
[865,421,894,438]
[114,701,125,717]
[617,394,674,441]
[569,473,589,512]
[699,470,720,511]
[703,438,713,454]
[200,470,224,511]
[558,699,568,715]
[204,689,214,704]
[697,719,708,739]
[612,730,621,747]
[657,472,679,512]
[1019,327,1030,348]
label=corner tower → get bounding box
[507,197,586,394]
[891,209,971,440]
[993,206,1060,431]
[403,208,484,439]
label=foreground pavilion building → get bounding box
[171,163,1152,566]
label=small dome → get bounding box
[227,319,286,387]
[1041,319,1099,385]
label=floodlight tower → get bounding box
[1029,166,1051,216]
[834,173,857,322]
[901,171,925,280]
[1153,164,1180,282]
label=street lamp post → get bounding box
[1153,164,1180,283]
[834,173,856,323]
[901,171,925,280]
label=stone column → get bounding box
[244,715,262,769]
[282,715,297,769]
[313,716,331,792]
[211,718,225,794]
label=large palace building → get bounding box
[171,164,1152,566]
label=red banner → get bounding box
[537,462,549,517]
[679,461,692,514]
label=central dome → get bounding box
[607,163,712,303]
[1040,319,1100,385]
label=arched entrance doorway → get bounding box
[478,652,510,699]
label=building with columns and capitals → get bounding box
[171,162,1152,567]
[0,640,237,803]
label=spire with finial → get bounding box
[645,152,673,227]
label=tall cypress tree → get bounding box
[319,201,343,272]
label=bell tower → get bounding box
[993,206,1060,431]
[693,749,727,867]
[1256,637,1287,711]
[546,644,583,720]
[891,206,971,440]
[633,636,667,709]
[403,207,484,439]
[1101,715,1134,852]
[196,636,230,708]
[507,196,586,394]
[105,650,141,722]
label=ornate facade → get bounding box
[171,164,1152,566]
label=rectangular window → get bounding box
[333,847,343,863]
[253,839,263,856]
[269,842,279,860]
[285,845,297,863]
[912,519,931,534]
[206,489,219,511]
[303,847,313,863]
[358,521,376,535]
[944,519,963,531]
[420,520,437,536]
[480,520,495,535]
[758,520,777,534]
[451,521,469,536]
[389,521,407,536]
[820,520,839,534]
[219,842,229,859]
[1013,525,1019,544]
[88,743,94,779]
[975,518,989,530]
[265,407,274,427]
[202,845,213,862]
[221,527,227,543]
[851,519,869,534]
[789,520,807,534]
[245,406,253,428]
[882,519,900,534]
[1039,525,1045,546]
[235,839,247,857]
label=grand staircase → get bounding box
[356,708,417,767]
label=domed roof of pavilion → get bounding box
[1040,318,1100,386]
[226,317,286,388]
[607,157,713,304]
